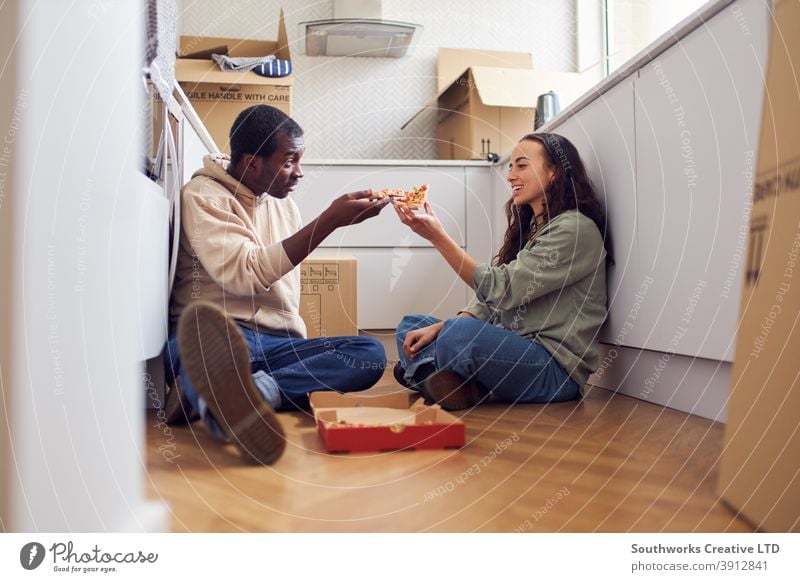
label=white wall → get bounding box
[179,0,582,159]
[0,1,166,531]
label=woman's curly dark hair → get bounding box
[494,132,614,266]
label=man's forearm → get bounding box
[282,211,338,266]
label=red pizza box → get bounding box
[309,391,465,453]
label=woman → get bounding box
[393,133,611,410]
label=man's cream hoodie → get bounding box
[170,154,306,337]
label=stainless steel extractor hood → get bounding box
[299,0,422,58]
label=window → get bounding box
[605,0,710,74]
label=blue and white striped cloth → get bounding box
[210,53,292,78]
[254,59,292,78]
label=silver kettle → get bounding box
[534,91,561,130]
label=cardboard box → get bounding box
[300,256,358,338]
[405,49,591,160]
[310,391,465,452]
[175,9,292,152]
[717,0,800,532]
[435,47,533,92]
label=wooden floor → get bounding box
[145,373,754,532]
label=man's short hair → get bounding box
[229,105,303,166]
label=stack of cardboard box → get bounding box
[299,256,358,339]
[718,0,800,532]
[175,9,293,152]
[406,48,593,160]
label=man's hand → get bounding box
[324,190,390,228]
[403,321,444,361]
[283,190,388,266]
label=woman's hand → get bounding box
[393,201,448,244]
[403,321,444,360]
[394,200,477,288]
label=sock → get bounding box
[252,370,284,410]
[412,362,437,386]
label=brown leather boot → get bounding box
[422,370,487,411]
[393,361,410,388]
[163,377,200,426]
[177,301,286,465]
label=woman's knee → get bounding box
[439,317,484,346]
[435,318,484,366]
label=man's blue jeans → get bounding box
[165,325,386,439]
[395,314,580,404]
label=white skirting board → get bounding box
[588,343,731,422]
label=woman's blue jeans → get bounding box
[165,325,386,438]
[395,314,580,404]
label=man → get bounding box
[165,105,389,465]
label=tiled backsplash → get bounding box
[180,0,580,159]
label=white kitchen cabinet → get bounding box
[633,0,768,361]
[464,166,497,265]
[131,173,170,360]
[551,78,639,348]
[299,163,477,328]
[319,248,470,329]
[539,0,769,419]
[295,165,466,247]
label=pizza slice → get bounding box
[373,184,429,210]
[399,184,428,210]
[373,188,407,200]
